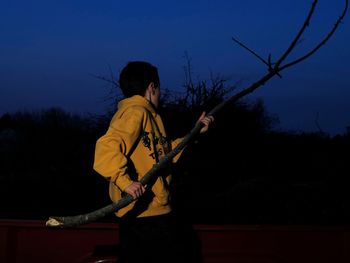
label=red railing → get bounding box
[1,220,349,263]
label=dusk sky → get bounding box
[1,0,349,136]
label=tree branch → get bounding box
[231,37,269,66]
[46,0,348,228]
[274,0,318,69]
[280,0,348,71]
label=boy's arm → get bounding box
[170,112,214,163]
[93,108,143,192]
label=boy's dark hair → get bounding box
[119,61,160,98]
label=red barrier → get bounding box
[0,220,349,263]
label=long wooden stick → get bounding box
[46,0,348,227]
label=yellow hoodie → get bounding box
[93,95,183,218]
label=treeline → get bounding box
[0,94,349,224]
[0,108,110,220]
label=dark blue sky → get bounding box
[1,0,349,135]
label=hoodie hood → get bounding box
[117,95,157,116]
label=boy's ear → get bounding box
[149,82,156,94]
[146,82,153,93]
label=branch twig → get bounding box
[280,0,348,70]
[274,0,318,69]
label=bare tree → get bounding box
[159,52,241,117]
[90,65,123,110]
[46,0,348,227]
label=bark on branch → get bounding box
[46,0,348,228]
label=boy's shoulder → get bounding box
[118,104,148,116]
[112,104,148,123]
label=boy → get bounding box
[93,61,213,263]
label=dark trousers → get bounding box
[118,213,201,263]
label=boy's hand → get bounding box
[124,182,145,199]
[197,111,214,134]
